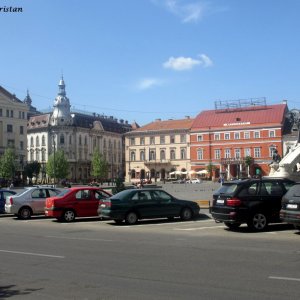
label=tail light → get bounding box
[9,197,14,205]
[226,198,242,207]
[101,201,111,208]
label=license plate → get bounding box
[217,199,224,204]
[287,204,298,209]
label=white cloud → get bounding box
[164,0,207,23]
[163,54,213,71]
[136,78,164,90]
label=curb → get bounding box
[193,200,210,209]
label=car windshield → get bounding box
[214,183,238,195]
[285,184,300,198]
[110,189,134,200]
[55,189,71,197]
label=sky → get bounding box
[1,0,300,126]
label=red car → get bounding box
[45,187,111,222]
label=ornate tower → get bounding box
[51,76,72,126]
[23,89,32,107]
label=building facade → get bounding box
[190,100,288,179]
[0,86,29,177]
[27,78,132,183]
[125,117,194,182]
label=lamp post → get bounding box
[52,133,56,185]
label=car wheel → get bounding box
[180,207,193,221]
[125,212,138,225]
[247,212,268,231]
[62,210,76,222]
[224,222,241,230]
[114,219,123,224]
[18,207,32,220]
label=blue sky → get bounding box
[1,0,300,126]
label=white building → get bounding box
[27,77,132,183]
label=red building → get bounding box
[190,100,288,179]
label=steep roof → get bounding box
[0,85,23,104]
[128,118,194,134]
[27,114,51,129]
[191,104,287,131]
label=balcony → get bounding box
[221,157,252,165]
[144,159,170,165]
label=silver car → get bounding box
[5,186,61,219]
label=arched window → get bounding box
[42,135,45,146]
[170,149,176,160]
[79,135,82,145]
[36,136,39,147]
[160,150,166,160]
[30,137,34,147]
[130,151,136,161]
[140,151,145,161]
[150,151,155,160]
[84,136,87,145]
[60,134,65,144]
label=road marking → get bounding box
[269,276,300,282]
[0,249,64,259]
[46,235,115,242]
[174,225,224,231]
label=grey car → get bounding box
[5,186,61,219]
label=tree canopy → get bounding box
[0,148,16,180]
[91,149,108,183]
[46,149,69,183]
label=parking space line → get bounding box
[269,276,300,282]
[0,249,64,259]
[174,225,225,231]
[46,235,115,242]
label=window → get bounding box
[22,112,25,119]
[254,131,260,138]
[69,135,72,145]
[214,134,220,140]
[180,148,186,159]
[140,137,145,145]
[140,150,145,161]
[36,136,39,147]
[160,136,165,144]
[160,149,166,160]
[224,133,230,140]
[42,150,46,161]
[225,149,231,158]
[130,138,135,146]
[170,135,175,143]
[6,110,9,117]
[170,149,176,160]
[254,147,261,158]
[150,137,155,145]
[42,135,45,146]
[10,110,13,118]
[30,137,34,147]
[197,135,203,142]
[20,141,24,150]
[36,149,40,161]
[0,109,2,116]
[235,149,241,158]
[269,146,277,158]
[244,148,251,157]
[60,134,65,144]
[234,132,240,140]
[84,136,87,145]
[19,111,21,118]
[76,190,91,200]
[269,130,275,138]
[130,151,136,161]
[7,139,15,148]
[30,150,34,161]
[19,126,24,135]
[95,190,110,200]
[79,135,82,145]
[180,134,186,143]
[7,124,13,133]
[197,149,203,160]
[215,149,221,159]
[150,150,155,160]
[244,132,250,139]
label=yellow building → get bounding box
[0,86,29,175]
[125,117,194,183]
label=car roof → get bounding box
[68,186,106,191]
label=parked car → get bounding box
[188,178,202,184]
[280,183,300,230]
[5,186,61,219]
[210,178,295,231]
[98,188,200,225]
[0,189,17,214]
[45,187,111,222]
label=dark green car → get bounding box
[98,188,200,225]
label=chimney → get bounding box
[282,100,288,105]
[155,118,161,122]
[185,116,190,119]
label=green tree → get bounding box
[91,149,108,184]
[0,148,16,181]
[46,150,69,184]
[244,156,253,177]
[206,163,216,180]
[24,161,41,184]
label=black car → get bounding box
[98,188,200,225]
[280,183,300,230]
[210,178,295,231]
[0,189,17,214]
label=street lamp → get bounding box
[52,133,56,185]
